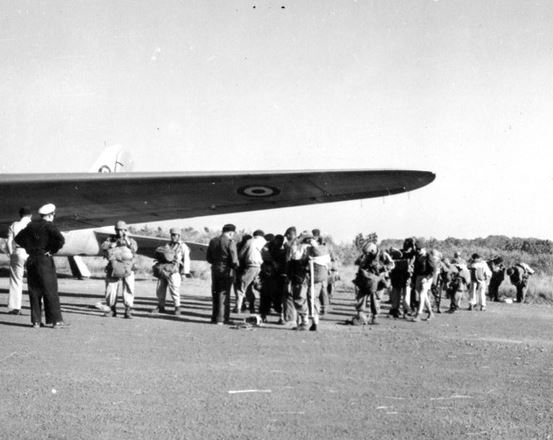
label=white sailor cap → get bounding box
[38,203,56,216]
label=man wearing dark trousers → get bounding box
[15,203,67,329]
[206,224,239,324]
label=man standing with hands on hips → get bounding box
[15,203,67,329]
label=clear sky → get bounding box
[1,0,552,242]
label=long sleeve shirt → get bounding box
[6,217,31,255]
[206,235,239,274]
[15,219,65,256]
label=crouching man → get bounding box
[101,221,138,319]
[153,227,191,315]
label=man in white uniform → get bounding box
[6,207,32,314]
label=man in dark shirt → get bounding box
[206,224,239,324]
[15,203,67,329]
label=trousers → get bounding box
[156,273,181,308]
[105,272,135,308]
[259,276,284,317]
[26,255,62,325]
[390,284,411,316]
[309,281,324,320]
[8,249,27,311]
[356,274,381,317]
[292,281,308,322]
[211,271,232,323]
[415,275,433,316]
[469,281,487,308]
[236,266,260,312]
[283,281,296,322]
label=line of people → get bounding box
[4,203,535,329]
[351,237,535,325]
[205,225,337,331]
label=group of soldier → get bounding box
[351,237,535,326]
[5,204,192,327]
[4,204,535,330]
[205,224,337,331]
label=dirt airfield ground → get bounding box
[1,275,552,440]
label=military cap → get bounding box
[115,220,128,230]
[362,241,377,254]
[38,203,56,216]
[298,230,314,243]
[284,226,296,236]
[19,206,32,217]
[312,228,321,237]
[253,229,265,237]
[264,233,275,242]
[169,227,181,235]
[222,224,236,233]
[471,253,480,260]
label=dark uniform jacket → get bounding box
[206,235,239,275]
[15,219,65,256]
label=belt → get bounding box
[28,252,52,257]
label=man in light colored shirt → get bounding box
[468,253,492,311]
[6,207,32,314]
[236,230,266,313]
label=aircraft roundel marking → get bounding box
[238,185,280,198]
[98,165,112,173]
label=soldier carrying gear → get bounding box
[443,261,471,313]
[352,241,395,325]
[412,244,438,322]
[487,257,505,302]
[15,203,68,329]
[101,220,138,319]
[153,227,191,315]
[507,263,534,303]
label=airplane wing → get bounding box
[0,169,435,236]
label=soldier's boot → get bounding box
[309,315,319,331]
[234,296,244,314]
[370,315,379,325]
[297,315,309,331]
[124,307,133,319]
[351,312,366,326]
[277,313,285,325]
[174,306,181,316]
[105,306,117,318]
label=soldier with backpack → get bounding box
[443,260,471,313]
[487,257,506,302]
[468,253,492,311]
[412,244,438,322]
[101,220,138,319]
[507,263,535,303]
[352,241,394,325]
[152,227,191,315]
